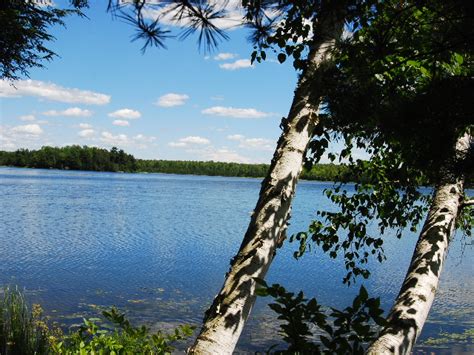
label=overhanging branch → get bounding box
[462,198,474,207]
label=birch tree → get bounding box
[1,1,354,352]
[366,134,472,354]
[289,1,473,352]
[189,2,350,352]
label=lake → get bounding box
[0,167,472,353]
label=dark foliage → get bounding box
[256,280,386,353]
[292,0,473,284]
[0,146,137,172]
[0,145,354,182]
[0,0,85,80]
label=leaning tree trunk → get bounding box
[366,134,472,355]
[189,5,346,355]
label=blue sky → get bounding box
[0,1,346,163]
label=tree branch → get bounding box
[462,199,474,207]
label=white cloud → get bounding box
[205,148,250,163]
[112,120,130,127]
[202,106,272,119]
[108,108,141,119]
[169,135,210,147]
[168,142,187,148]
[184,145,250,163]
[155,93,189,107]
[10,124,43,136]
[19,114,35,121]
[78,123,92,129]
[133,134,156,144]
[227,134,245,141]
[219,59,253,70]
[78,129,95,138]
[180,136,210,145]
[214,52,237,61]
[242,138,274,151]
[43,107,93,117]
[210,95,224,101]
[99,131,156,149]
[101,131,129,145]
[0,79,111,105]
[227,134,274,151]
[142,0,245,30]
[1,125,43,151]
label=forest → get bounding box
[0,145,352,181]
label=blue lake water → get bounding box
[0,167,472,352]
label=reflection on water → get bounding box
[0,167,472,352]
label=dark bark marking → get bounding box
[399,277,418,295]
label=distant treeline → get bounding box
[0,146,352,181]
[0,146,137,172]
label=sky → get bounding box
[0,1,347,164]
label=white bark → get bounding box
[366,134,472,355]
[188,5,346,354]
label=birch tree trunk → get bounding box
[366,134,472,355]
[188,4,346,354]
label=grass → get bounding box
[0,286,50,354]
[0,286,194,354]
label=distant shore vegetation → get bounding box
[0,145,353,182]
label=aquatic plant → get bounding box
[0,286,50,355]
[52,307,194,354]
[0,286,194,354]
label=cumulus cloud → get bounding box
[43,107,93,117]
[1,125,43,151]
[112,120,130,127]
[214,52,237,61]
[142,0,245,30]
[133,134,156,144]
[242,138,274,151]
[78,129,95,138]
[99,131,156,149]
[227,134,274,151]
[227,134,245,141]
[180,136,210,145]
[19,114,35,121]
[108,108,141,119]
[168,142,187,148]
[78,123,92,129]
[0,79,110,105]
[169,135,210,147]
[205,148,250,163]
[219,59,253,70]
[155,93,189,107]
[202,106,272,119]
[183,145,250,163]
[100,131,129,145]
[11,124,43,136]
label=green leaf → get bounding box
[453,52,463,65]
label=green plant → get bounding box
[256,281,386,354]
[0,286,50,355]
[0,286,195,354]
[52,307,195,354]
